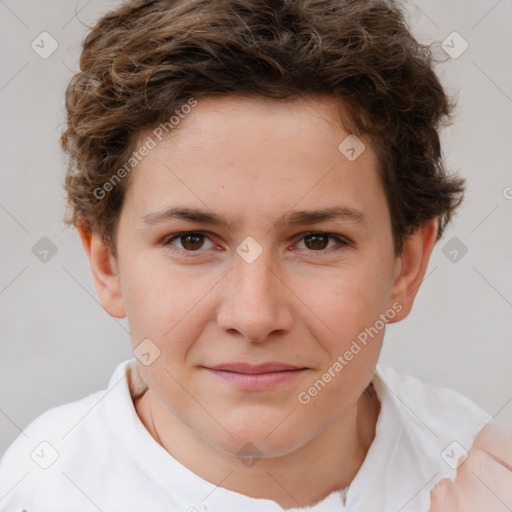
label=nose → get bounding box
[216,249,294,343]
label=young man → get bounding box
[1,0,510,511]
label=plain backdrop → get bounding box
[0,0,511,458]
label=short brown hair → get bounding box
[61,0,464,256]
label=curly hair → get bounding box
[61,0,464,257]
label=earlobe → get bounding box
[387,218,438,323]
[77,219,126,319]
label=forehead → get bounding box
[123,95,387,231]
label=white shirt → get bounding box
[0,359,491,512]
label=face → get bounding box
[111,95,403,457]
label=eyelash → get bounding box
[161,231,350,257]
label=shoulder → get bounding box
[0,360,134,507]
[373,363,492,464]
[371,363,508,509]
[0,387,106,470]
[0,389,105,509]
[374,362,492,425]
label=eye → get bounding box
[162,230,350,257]
[295,232,349,253]
[162,231,216,254]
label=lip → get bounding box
[208,362,305,373]
[203,362,309,390]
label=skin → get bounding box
[428,422,512,512]
[78,94,442,508]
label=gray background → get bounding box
[1,0,511,458]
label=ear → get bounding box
[387,217,438,323]
[77,219,126,318]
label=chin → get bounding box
[204,418,311,460]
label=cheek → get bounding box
[296,269,387,410]
[120,257,210,354]
[301,263,391,343]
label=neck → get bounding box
[135,385,379,509]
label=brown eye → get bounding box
[164,232,215,253]
[296,232,348,252]
[304,233,329,250]
[180,233,205,250]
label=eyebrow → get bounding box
[142,205,368,229]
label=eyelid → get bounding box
[162,231,217,254]
[162,230,351,256]
[299,231,351,245]
[294,231,351,254]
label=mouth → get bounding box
[202,362,310,390]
